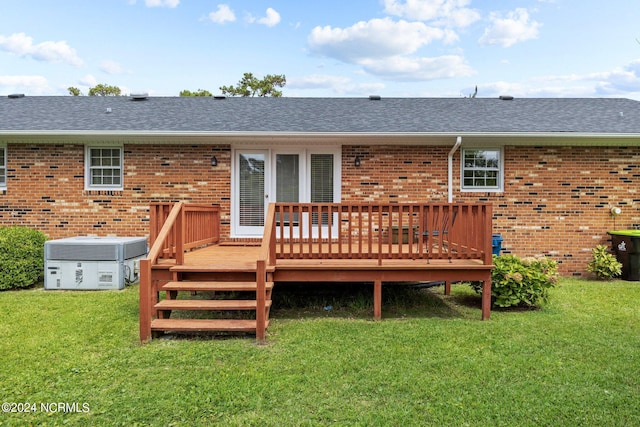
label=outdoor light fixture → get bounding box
[211,156,218,167]
[354,156,361,167]
[611,206,622,216]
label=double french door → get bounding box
[233,148,340,237]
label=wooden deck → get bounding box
[140,202,494,342]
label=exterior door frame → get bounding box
[231,146,341,238]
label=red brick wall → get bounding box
[2,142,638,276]
[1,143,232,240]
[342,144,640,275]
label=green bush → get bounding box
[470,254,558,308]
[587,245,622,280]
[0,226,48,290]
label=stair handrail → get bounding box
[147,201,185,263]
[140,201,184,342]
[256,203,277,342]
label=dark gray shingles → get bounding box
[2,96,640,134]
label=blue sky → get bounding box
[2,0,640,99]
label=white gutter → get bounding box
[448,136,462,203]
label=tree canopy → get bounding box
[67,87,82,96]
[180,89,213,97]
[219,73,286,97]
[88,84,122,96]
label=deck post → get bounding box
[256,259,267,342]
[444,281,451,295]
[481,277,491,320]
[373,279,382,320]
[139,258,152,342]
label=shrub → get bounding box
[470,254,558,308]
[587,245,622,280]
[0,226,48,290]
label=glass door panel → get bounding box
[275,154,300,228]
[236,151,267,235]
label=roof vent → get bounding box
[8,93,25,99]
[369,95,381,101]
[214,95,226,100]
[131,93,149,101]
[499,95,514,101]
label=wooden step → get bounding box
[169,265,275,273]
[161,281,274,292]
[151,318,269,332]
[155,299,272,310]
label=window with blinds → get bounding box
[239,153,265,227]
[276,154,300,225]
[310,154,334,225]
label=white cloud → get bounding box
[594,60,640,95]
[288,74,385,95]
[0,75,50,94]
[308,18,474,81]
[257,8,281,27]
[79,74,98,87]
[473,59,640,99]
[288,74,352,89]
[478,8,541,48]
[538,60,640,96]
[383,0,480,27]
[100,60,129,75]
[208,4,236,24]
[145,0,179,7]
[0,32,83,67]
[309,18,447,63]
[361,55,475,81]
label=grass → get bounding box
[1,279,639,426]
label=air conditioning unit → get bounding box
[44,236,147,290]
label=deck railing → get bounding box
[148,202,220,263]
[140,202,221,341]
[266,202,492,266]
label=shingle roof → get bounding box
[2,95,640,134]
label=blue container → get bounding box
[492,233,503,256]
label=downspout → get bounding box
[448,136,462,203]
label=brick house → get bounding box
[1,94,639,276]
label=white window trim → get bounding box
[85,145,124,190]
[460,147,504,192]
[0,144,6,190]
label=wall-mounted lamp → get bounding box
[211,156,218,167]
[354,156,361,167]
[611,206,622,217]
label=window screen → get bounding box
[88,147,122,188]
[462,149,501,190]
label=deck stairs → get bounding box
[150,264,273,338]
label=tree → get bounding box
[180,89,213,97]
[88,84,122,96]
[219,73,286,97]
[68,86,82,96]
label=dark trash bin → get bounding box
[608,230,640,281]
[492,234,503,256]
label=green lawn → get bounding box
[1,279,638,426]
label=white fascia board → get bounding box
[1,130,640,146]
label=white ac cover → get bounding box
[44,236,147,290]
